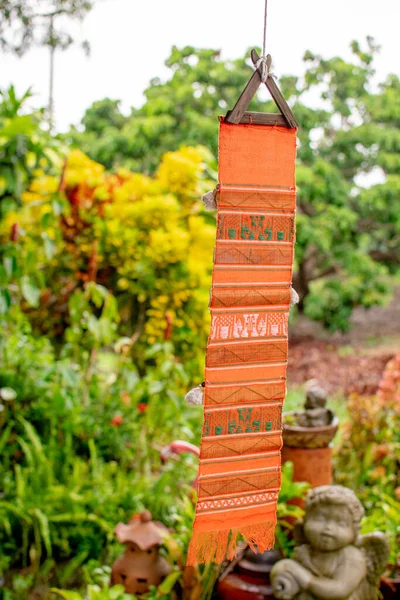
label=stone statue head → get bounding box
[301,485,365,552]
[305,386,328,410]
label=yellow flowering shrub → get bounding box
[13,145,216,378]
[64,149,105,189]
[157,146,210,209]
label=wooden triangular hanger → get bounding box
[225,49,298,128]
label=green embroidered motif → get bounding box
[241,225,255,240]
[228,420,237,434]
[251,215,265,228]
[218,214,292,242]
[218,213,293,242]
[263,226,273,241]
[206,408,278,437]
[238,408,253,422]
[237,408,254,433]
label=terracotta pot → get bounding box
[216,549,280,600]
[380,576,400,599]
[237,549,281,585]
[281,413,339,490]
[217,574,274,600]
[282,413,339,449]
[281,446,333,488]
[111,511,172,595]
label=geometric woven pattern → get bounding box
[210,286,291,308]
[205,381,286,406]
[215,243,293,266]
[206,340,288,367]
[209,310,289,341]
[187,120,297,565]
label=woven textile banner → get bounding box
[187,119,297,565]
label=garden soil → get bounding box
[287,287,400,396]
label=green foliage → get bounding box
[0,311,202,595]
[0,86,59,217]
[68,41,400,331]
[361,494,400,576]
[334,392,400,500]
[65,283,119,356]
[66,46,275,173]
[0,303,309,597]
[275,462,309,558]
[1,38,400,598]
[0,141,215,380]
[52,572,188,600]
[52,584,132,600]
[0,80,215,376]
[334,390,400,574]
[295,40,399,330]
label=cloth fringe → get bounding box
[187,517,276,566]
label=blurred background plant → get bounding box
[0,86,60,217]
[67,41,400,333]
[274,462,309,558]
[333,354,400,577]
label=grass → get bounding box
[283,387,304,412]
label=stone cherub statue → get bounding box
[296,386,333,428]
[271,485,389,600]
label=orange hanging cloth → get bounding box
[187,116,297,565]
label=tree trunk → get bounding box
[292,261,309,312]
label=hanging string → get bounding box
[256,0,270,82]
[262,0,268,58]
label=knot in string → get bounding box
[255,55,276,83]
[256,56,269,83]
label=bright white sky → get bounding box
[2,0,399,131]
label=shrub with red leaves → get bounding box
[377,352,400,412]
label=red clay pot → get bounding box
[217,574,274,600]
[281,446,333,488]
[380,576,400,599]
[216,549,280,600]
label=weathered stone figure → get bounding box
[271,485,389,600]
[296,386,332,428]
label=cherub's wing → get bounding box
[358,532,390,585]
